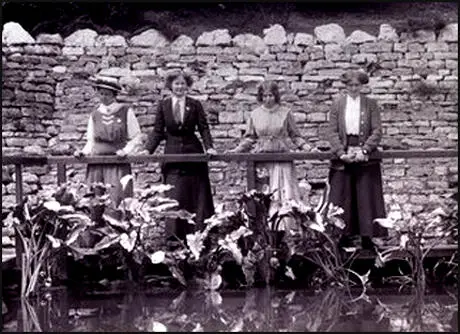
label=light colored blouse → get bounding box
[171,95,186,123]
[81,102,142,155]
[344,95,361,135]
[234,105,309,153]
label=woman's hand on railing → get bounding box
[116,149,128,158]
[73,150,85,159]
[206,148,217,155]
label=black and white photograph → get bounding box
[1,1,458,332]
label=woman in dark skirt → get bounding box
[326,70,387,250]
[75,76,142,210]
[146,70,216,240]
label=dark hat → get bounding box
[91,76,122,93]
[340,70,369,85]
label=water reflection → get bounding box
[2,288,458,332]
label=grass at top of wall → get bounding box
[2,2,458,41]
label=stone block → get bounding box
[438,23,458,42]
[196,29,232,46]
[233,34,267,55]
[2,22,35,44]
[64,29,97,46]
[346,30,376,44]
[314,23,345,44]
[130,29,169,47]
[263,24,287,45]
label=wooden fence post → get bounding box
[57,163,67,185]
[14,164,24,269]
[246,161,256,190]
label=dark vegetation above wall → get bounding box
[2,1,458,40]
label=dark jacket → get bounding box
[326,93,383,169]
[146,96,214,155]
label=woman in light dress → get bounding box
[231,81,311,230]
[74,76,143,210]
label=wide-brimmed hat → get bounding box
[90,76,122,93]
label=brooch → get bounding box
[117,118,122,123]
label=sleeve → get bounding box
[233,114,257,153]
[196,100,214,150]
[146,101,166,154]
[121,108,143,154]
[81,114,95,155]
[362,98,382,153]
[326,99,346,158]
[286,111,310,151]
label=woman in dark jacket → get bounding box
[146,70,216,240]
[326,70,387,250]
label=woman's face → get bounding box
[171,75,188,97]
[346,78,362,98]
[262,90,277,108]
[97,87,116,105]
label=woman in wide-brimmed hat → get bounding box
[326,70,387,250]
[74,75,143,209]
[146,69,216,241]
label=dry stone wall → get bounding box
[2,22,458,216]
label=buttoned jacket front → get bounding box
[326,93,383,170]
[146,96,214,155]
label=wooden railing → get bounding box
[2,149,458,268]
[2,149,458,205]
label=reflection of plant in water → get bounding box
[373,192,458,298]
[5,288,458,332]
[374,293,458,332]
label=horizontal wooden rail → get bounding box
[3,149,458,269]
[2,149,458,165]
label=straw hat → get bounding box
[90,75,122,93]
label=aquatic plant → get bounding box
[373,191,458,298]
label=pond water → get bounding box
[2,288,458,332]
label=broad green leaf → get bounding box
[65,225,87,246]
[309,221,325,233]
[208,273,222,290]
[192,323,204,332]
[399,234,409,248]
[285,266,296,280]
[169,265,187,286]
[186,232,205,260]
[46,235,62,248]
[120,174,134,191]
[150,321,167,332]
[60,213,93,226]
[149,250,166,264]
[153,202,179,212]
[43,200,61,212]
[119,231,137,252]
[93,235,121,252]
[209,291,223,306]
[103,214,129,231]
[374,218,394,229]
[58,205,75,214]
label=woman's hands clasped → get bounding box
[340,148,369,164]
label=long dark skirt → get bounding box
[328,162,387,238]
[163,162,215,240]
[86,163,133,208]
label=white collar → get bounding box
[98,102,124,114]
[172,95,186,103]
[346,94,360,102]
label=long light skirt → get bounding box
[257,162,301,231]
[86,163,133,208]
